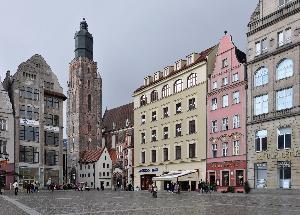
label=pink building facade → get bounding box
[207,34,247,192]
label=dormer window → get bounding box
[112,122,116,130]
[163,68,170,77]
[125,119,129,127]
[187,56,192,65]
[175,62,180,71]
[140,95,147,106]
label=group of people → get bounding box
[198,179,216,194]
[166,182,181,194]
[24,181,39,193]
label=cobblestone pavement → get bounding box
[1,190,300,215]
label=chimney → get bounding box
[153,71,163,81]
[144,76,153,86]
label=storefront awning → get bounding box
[152,170,197,182]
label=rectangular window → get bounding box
[151,111,157,121]
[255,41,261,56]
[19,125,39,142]
[233,115,240,129]
[163,148,168,161]
[19,146,39,164]
[236,170,244,186]
[151,130,157,142]
[277,127,291,149]
[233,141,240,155]
[175,123,182,137]
[276,88,293,110]
[54,98,59,109]
[254,95,268,115]
[0,119,7,131]
[222,171,229,186]
[175,146,181,160]
[53,115,59,127]
[232,73,239,82]
[233,91,240,104]
[189,143,196,158]
[222,143,228,157]
[141,151,145,163]
[20,105,26,118]
[211,98,217,111]
[163,127,169,139]
[261,38,267,53]
[189,120,196,134]
[222,95,228,108]
[222,77,228,86]
[285,28,292,43]
[188,98,196,110]
[255,130,268,152]
[222,118,229,131]
[163,107,169,118]
[141,114,146,124]
[211,120,218,133]
[176,103,182,114]
[34,89,39,101]
[278,31,284,47]
[141,132,145,144]
[151,150,156,163]
[212,144,217,158]
[212,81,218,90]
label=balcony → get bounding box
[248,0,300,35]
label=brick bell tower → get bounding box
[67,18,102,181]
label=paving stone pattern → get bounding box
[1,190,300,215]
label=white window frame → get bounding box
[222,95,229,108]
[211,98,217,111]
[222,77,228,86]
[211,120,218,133]
[212,144,217,158]
[276,88,293,111]
[254,67,268,87]
[222,118,229,131]
[0,119,7,131]
[212,81,218,90]
[276,59,293,80]
[233,115,240,129]
[277,127,291,150]
[233,91,240,104]
[232,73,239,82]
[255,130,268,152]
[222,143,228,157]
[254,94,268,115]
[233,141,240,156]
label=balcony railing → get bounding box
[248,0,300,34]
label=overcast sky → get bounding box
[0,0,257,110]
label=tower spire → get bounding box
[74,18,93,60]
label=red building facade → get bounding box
[207,33,247,192]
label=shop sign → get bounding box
[44,126,59,132]
[139,168,158,173]
[257,149,300,160]
[207,161,244,169]
[20,118,39,126]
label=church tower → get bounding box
[67,19,102,182]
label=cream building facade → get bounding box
[133,46,217,191]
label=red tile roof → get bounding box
[102,102,134,132]
[108,149,117,164]
[79,148,104,163]
[133,45,217,94]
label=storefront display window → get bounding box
[278,161,291,189]
[236,170,244,186]
[222,171,229,186]
[255,163,267,188]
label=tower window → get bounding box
[88,94,92,111]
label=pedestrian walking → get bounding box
[13,181,19,195]
[0,180,5,195]
[26,182,31,194]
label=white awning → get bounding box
[152,170,197,182]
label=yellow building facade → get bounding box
[133,46,217,191]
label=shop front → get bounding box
[136,167,159,190]
[19,167,39,186]
[207,160,246,192]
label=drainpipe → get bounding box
[93,163,95,189]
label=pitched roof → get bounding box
[133,46,216,94]
[108,149,117,164]
[79,148,104,163]
[102,102,134,132]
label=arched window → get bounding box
[187,73,197,88]
[276,59,293,80]
[174,79,183,93]
[140,95,147,106]
[162,85,170,98]
[88,94,92,111]
[254,67,268,87]
[150,90,158,102]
